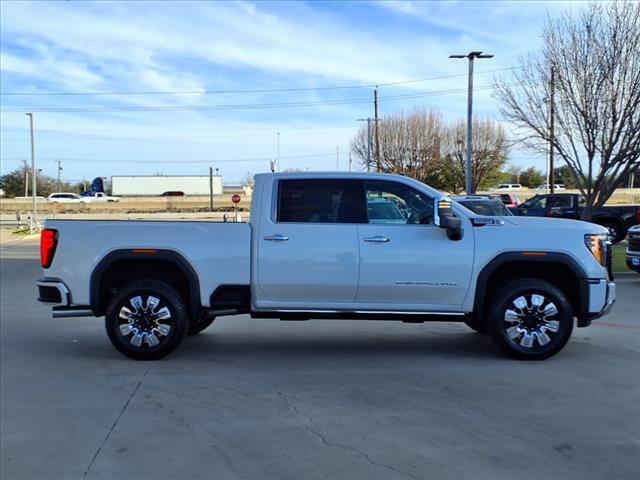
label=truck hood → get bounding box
[501,216,608,235]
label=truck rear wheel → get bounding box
[598,220,623,243]
[487,278,573,360]
[105,280,188,360]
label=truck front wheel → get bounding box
[105,280,188,360]
[487,278,573,360]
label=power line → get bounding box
[0,152,337,164]
[0,128,354,141]
[0,67,518,97]
[0,82,526,113]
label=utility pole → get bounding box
[357,118,373,171]
[374,88,380,172]
[349,152,352,172]
[277,132,280,172]
[209,166,213,212]
[22,159,29,197]
[549,64,556,194]
[56,160,62,192]
[449,51,494,194]
[26,113,37,232]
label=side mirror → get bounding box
[434,198,463,241]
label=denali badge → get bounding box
[395,281,458,287]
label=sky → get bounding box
[0,0,586,184]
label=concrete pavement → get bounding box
[1,239,639,480]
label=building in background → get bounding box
[111,175,223,196]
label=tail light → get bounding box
[635,207,640,221]
[40,229,58,268]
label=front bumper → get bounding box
[578,279,616,326]
[626,251,640,273]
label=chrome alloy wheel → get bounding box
[118,295,173,348]
[503,294,560,348]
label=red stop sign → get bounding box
[231,194,241,204]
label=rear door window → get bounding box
[276,179,367,223]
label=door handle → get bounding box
[363,236,390,243]
[264,234,289,242]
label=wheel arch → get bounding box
[90,249,201,317]
[473,252,588,324]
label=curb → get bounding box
[0,233,40,245]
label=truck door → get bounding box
[255,178,365,308]
[356,180,474,309]
[518,195,548,217]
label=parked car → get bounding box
[626,225,640,273]
[82,192,120,202]
[492,184,523,191]
[535,184,566,190]
[513,193,640,243]
[47,193,89,204]
[160,191,185,197]
[451,195,512,216]
[37,172,615,361]
[497,193,521,207]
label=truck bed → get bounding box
[43,220,251,308]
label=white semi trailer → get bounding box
[111,175,223,196]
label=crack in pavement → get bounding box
[278,393,419,480]
[82,363,153,480]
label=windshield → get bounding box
[457,200,511,216]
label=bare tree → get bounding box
[495,1,640,219]
[241,172,255,187]
[351,109,508,192]
[437,118,509,193]
[350,108,442,184]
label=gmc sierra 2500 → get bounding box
[37,173,616,360]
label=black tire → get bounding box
[188,316,215,335]
[598,220,624,243]
[105,280,188,360]
[487,278,573,360]
[463,318,487,335]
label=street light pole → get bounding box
[449,51,494,194]
[26,113,37,232]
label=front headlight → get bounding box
[584,234,608,266]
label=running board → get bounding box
[251,310,469,322]
[52,307,94,318]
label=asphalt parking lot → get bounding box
[1,237,639,480]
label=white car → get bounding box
[82,192,120,202]
[535,184,566,190]
[37,172,615,361]
[47,193,89,204]
[493,184,523,191]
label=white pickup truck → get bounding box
[81,192,120,202]
[37,172,616,361]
